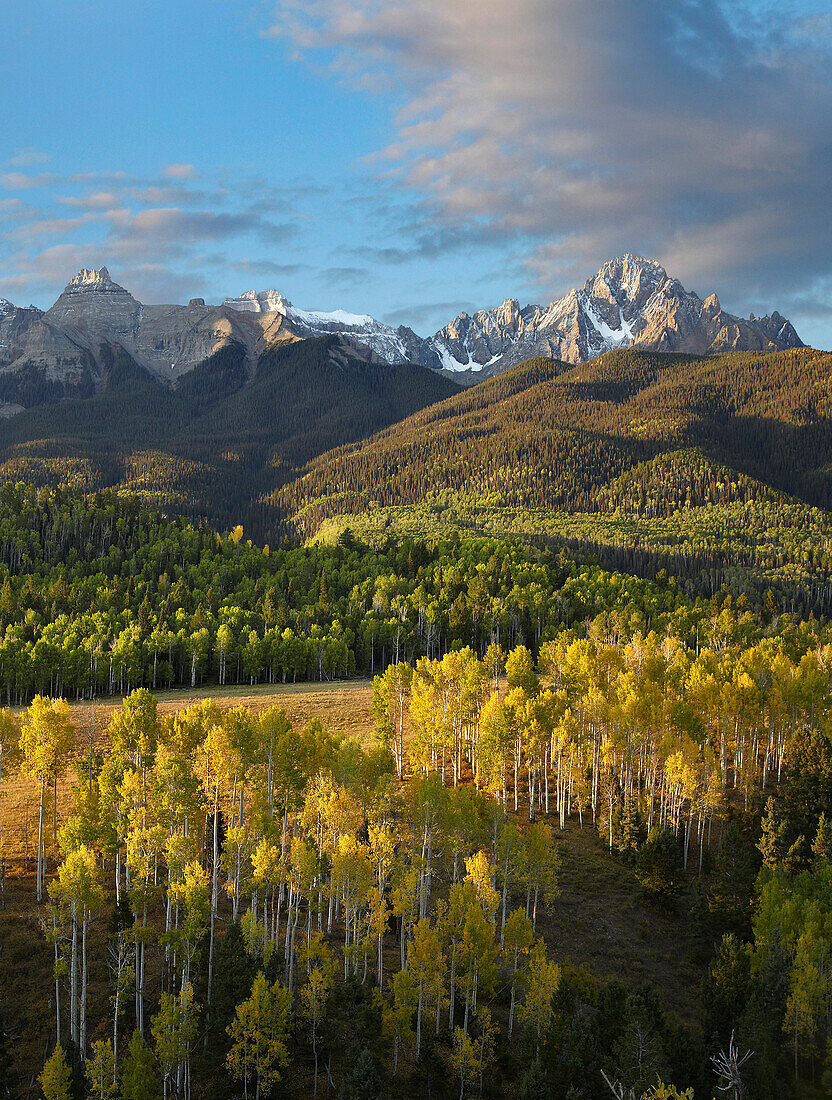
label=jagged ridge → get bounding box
[0,256,804,404]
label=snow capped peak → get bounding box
[288,304,377,329]
[223,288,379,329]
[223,288,413,363]
[10,257,801,388]
[423,253,801,377]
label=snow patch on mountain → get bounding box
[223,289,411,363]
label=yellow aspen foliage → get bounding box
[40,1045,72,1100]
[227,972,291,1100]
[85,1038,117,1100]
[516,938,560,1045]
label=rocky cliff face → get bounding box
[0,257,804,405]
[0,268,298,392]
[421,255,804,380]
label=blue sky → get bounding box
[2,0,831,346]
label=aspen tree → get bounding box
[497,823,523,946]
[523,822,558,931]
[299,933,334,1100]
[383,969,416,1077]
[19,695,74,902]
[202,712,241,1023]
[106,922,133,1070]
[407,917,444,1060]
[368,822,395,985]
[85,1039,117,1100]
[152,984,198,1100]
[40,1044,72,1100]
[227,973,291,1100]
[51,844,102,1055]
[451,1027,478,1100]
[516,939,560,1048]
[478,693,511,803]
[372,662,412,779]
[503,907,533,1038]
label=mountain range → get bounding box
[0,255,803,407]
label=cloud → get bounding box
[383,299,473,332]
[9,149,49,169]
[267,0,832,319]
[0,172,54,190]
[60,191,124,210]
[318,265,368,287]
[0,166,302,306]
[349,244,415,265]
[164,163,198,179]
[227,258,310,279]
[126,207,294,246]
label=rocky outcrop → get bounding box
[0,268,299,389]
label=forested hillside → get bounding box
[0,484,696,701]
[273,346,832,610]
[1,614,831,1098]
[0,337,459,538]
[279,346,832,522]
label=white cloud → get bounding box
[0,167,300,307]
[9,149,49,169]
[164,163,198,180]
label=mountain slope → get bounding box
[0,335,460,535]
[273,345,832,536]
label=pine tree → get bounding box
[758,798,784,869]
[337,1047,386,1100]
[0,1005,18,1099]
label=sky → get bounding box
[1,0,831,346]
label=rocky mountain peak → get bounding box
[0,258,806,395]
[423,254,803,379]
[589,254,667,299]
[703,292,721,314]
[64,267,126,294]
[222,289,293,314]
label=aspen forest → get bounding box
[0,484,831,1099]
